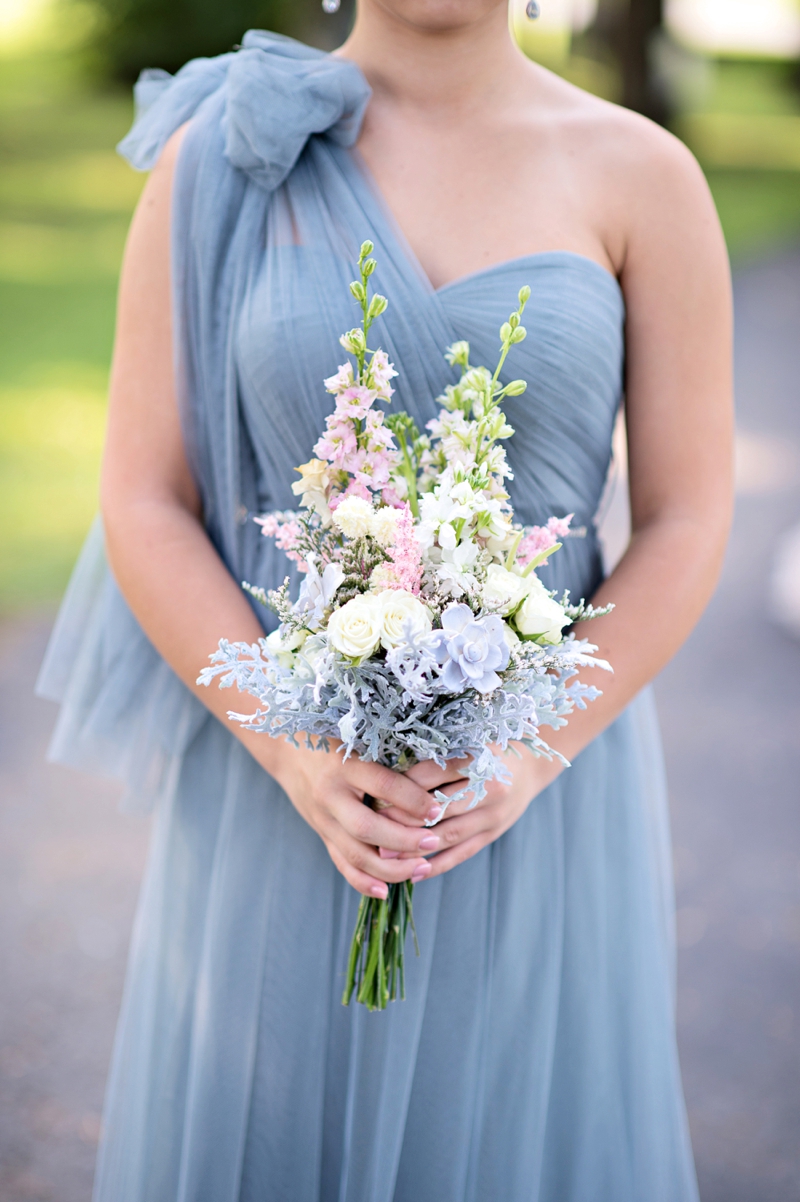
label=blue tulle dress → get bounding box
[36,31,699,1202]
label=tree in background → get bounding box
[84,0,354,80]
[593,0,670,123]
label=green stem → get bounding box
[396,428,419,517]
[344,881,419,1011]
[504,530,524,571]
[491,343,511,393]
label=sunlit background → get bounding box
[1,4,799,1201]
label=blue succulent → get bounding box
[433,603,510,694]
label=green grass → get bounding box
[0,46,142,611]
[1,45,800,611]
[706,169,800,261]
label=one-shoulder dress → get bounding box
[36,31,699,1202]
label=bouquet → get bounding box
[200,241,611,1010]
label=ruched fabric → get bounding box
[36,31,699,1202]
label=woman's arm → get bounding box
[101,127,438,897]
[403,125,734,875]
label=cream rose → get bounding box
[377,590,432,650]
[327,594,383,660]
[481,563,530,615]
[291,458,332,524]
[513,577,570,644]
[331,495,374,540]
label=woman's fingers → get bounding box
[404,756,472,791]
[326,841,390,899]
[333,829,433,886]
[425,832,492,878]
[348,758,440,822]
[392,804,492,859]
[332,792,441,856]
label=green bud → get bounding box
[368,293,388,318]
[363,258,377,276]
[341,327,366,352]
[509,312,520,328]
[349,280,366,301]
[504,379,527,396]
[510,326,527,344]
[518,285,531,305]
[359,240,374,260]
[500,321,512,342]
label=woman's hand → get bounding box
[264,736,445,898]
[377,748,564,878]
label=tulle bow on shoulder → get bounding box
[118,29,372,192]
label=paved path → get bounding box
[1,250,799,1201]
[659,248,800,1202]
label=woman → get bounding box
[38,2,733,1199]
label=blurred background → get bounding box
[0,1,799,1199]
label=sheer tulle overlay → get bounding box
[36,32,698,1202]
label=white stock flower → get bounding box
[483,515,518,557]
[292,558,345,631]
[331,495,374,539]
[513,577,570,644]
[438,522,457,550]
[369,506,400,548]
[327,593,383,660]
[481,563,530,615]
[377,590,432,650]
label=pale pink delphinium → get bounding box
[323,362,356,394]
[369,350,398,400]
[315,358,400,506]
[517,514,574,567]
[254,515,308,569]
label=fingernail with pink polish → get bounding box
[370,883,388,899]
[411,863,432,884]
[379,847,400,859]
[419,835,439,851]
[426,804,442,822]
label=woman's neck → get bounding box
[338,2,530,116]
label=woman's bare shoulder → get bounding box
[536,67,701,178]
[526,66,721,274]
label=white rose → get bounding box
[327,594,383,659]
[513,577,570,644]
[481,563,530,615]
[377,590,432,650]
[502,621,521,652]
[296,634,326,674]
[369,506,401,548]
[265,625,307,670]
[331,495,374,540]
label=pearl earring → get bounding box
[322,0,340,11]
[526,0,540,17]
